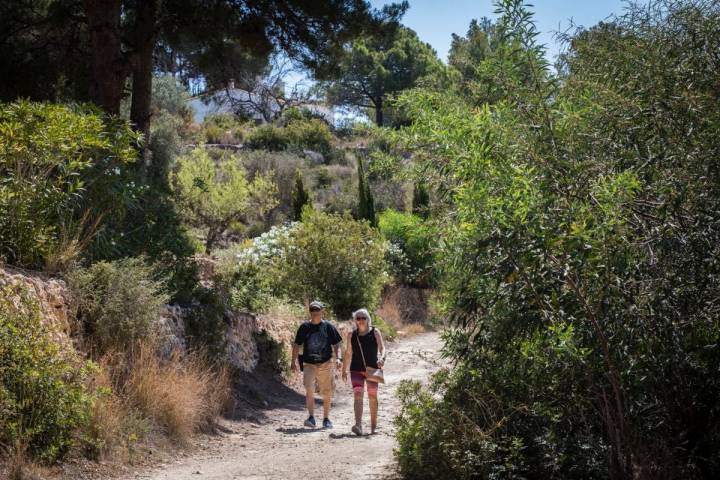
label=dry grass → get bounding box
[398,323,427,336]
[81,340,230,462]
[3,442,52,480]
[122,342,230,441]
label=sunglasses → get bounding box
[356,316,368,320]
[309,307,322,312]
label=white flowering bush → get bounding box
[216,212,388,318]
[215,223,297,312]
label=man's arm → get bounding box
[290,342,300,371]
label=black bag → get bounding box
[298,353,304,372]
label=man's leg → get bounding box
[368,381,379,433]
[317,361,334,422]
[303,365,316,418]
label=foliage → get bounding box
[0,284,92,462]
[291,170,311,221]
[284,118,333,154]
[378,210,435,287]
[394,0,720,478]
[321,26,445,126]
[67,257,168,353]
[183,287,228,360]
[202,113,246,145]
[411,182,430,218]
[214,223,296,313]
[0,101,137,270]
[171,147,277,252]
[372,314,397,341]
[281,209,387,319]
[246,124,290,151]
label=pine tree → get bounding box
[357,158,377,226]
[291,170,311,221]
[412,181,430,218]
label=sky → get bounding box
[369,0,638,63]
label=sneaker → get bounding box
[304,416,316,428]
[351,424,363,436]
[322,418,333,429]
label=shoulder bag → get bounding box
[355,330,385,384]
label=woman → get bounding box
[341,308,386,435]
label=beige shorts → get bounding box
[303,359,334,396]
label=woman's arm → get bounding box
[341,332,353,380]
[375,329,386,368]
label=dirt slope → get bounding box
[117,332,442,480]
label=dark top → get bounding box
[294,320,342,364]
[350,327,379,372]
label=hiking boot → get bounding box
[304,416,316,428]
[322,418,333,429]
[351,424,363,436]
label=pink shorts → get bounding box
[350,371,379,396]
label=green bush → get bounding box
[393,1,720,478]
[281,209,387,319]
[202,113,246,144]
[214,224,294,312]
[285,118,333,155]
[246,124,290,151]
[171,148,277,252]
[372,314,397,341]
[183,286,227,359]
[0,100,138,270]
[378,210,435,287]
[0,284,92,462]
[67,257,168,353]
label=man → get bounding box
[290,301,343,429]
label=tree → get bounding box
[290,170,311,221]
[321,26,444,126]
[171,148,277,252]
[357,157,376,226]
[1,0,406,181]
[447,18,495,97]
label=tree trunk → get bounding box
[85,0,127,115]
[375,97,384,126]
[130,0,158,141]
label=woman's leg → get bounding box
[350,372,365,428]
[367,380,379,433]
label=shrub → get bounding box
[372,314,397,341]
[281,209,387,319]
[67,257,168,353]
[285,118,333,154]
[246,124,289,151]
[393,1,720,477]
[183,286,228,359]
[171,148,278,252]
[0,284,92,462]
[202,113,246,144]
[378,210,436,286]
[0,101,137,270]
[104,341,229,442]
[214,224,295,313]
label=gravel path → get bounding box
[117,332,442,480]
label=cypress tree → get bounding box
[357,158,376,226]
[291,170,311,221]
[412,181,430,218]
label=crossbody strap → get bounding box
[354,329,368,370]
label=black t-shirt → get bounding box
[294,320,342,364]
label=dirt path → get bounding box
[118,332,442,480]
